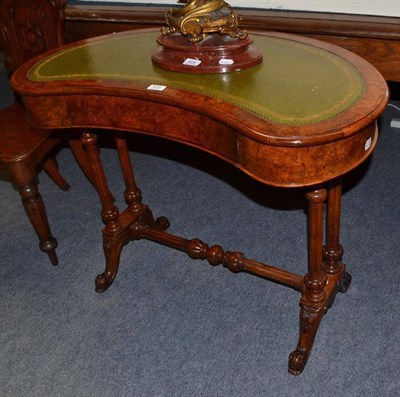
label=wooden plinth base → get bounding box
[151,33,263,74]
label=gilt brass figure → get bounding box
[161,0,247,43]
[152,0,262,73]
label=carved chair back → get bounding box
[0,0,67,74]
[0,0,95,191]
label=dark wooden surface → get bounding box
[64,5,400,82]
[11,28,388,374]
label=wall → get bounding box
[78,0,400,17]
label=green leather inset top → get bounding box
[28,32,365,126]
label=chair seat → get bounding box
[0,102,55,163]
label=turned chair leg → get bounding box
[69,138,98,190]
[42,157,70,191]
[16,178,58,266]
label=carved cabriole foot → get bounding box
[288,269,343,375]
[95,229,127,293]
[95,206,171,293]
[288,304,324,376]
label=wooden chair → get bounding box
[0,0,93,265]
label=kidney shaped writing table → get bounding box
[11,29,388,374]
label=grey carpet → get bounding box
[1,62,400,396]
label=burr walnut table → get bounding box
[11,29,388,374]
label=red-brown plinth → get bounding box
[151,33,263,74]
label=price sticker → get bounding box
[219,59,234,65]
[364,137,372,151]
[183,58,202,67]
[147,85,167,91]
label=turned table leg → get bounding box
[81,132,171,293]
[81,132,123,292]
[324,177,351,293]
[289,188,327,375]
[114,133,145,213]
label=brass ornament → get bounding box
[161,0,248,43]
